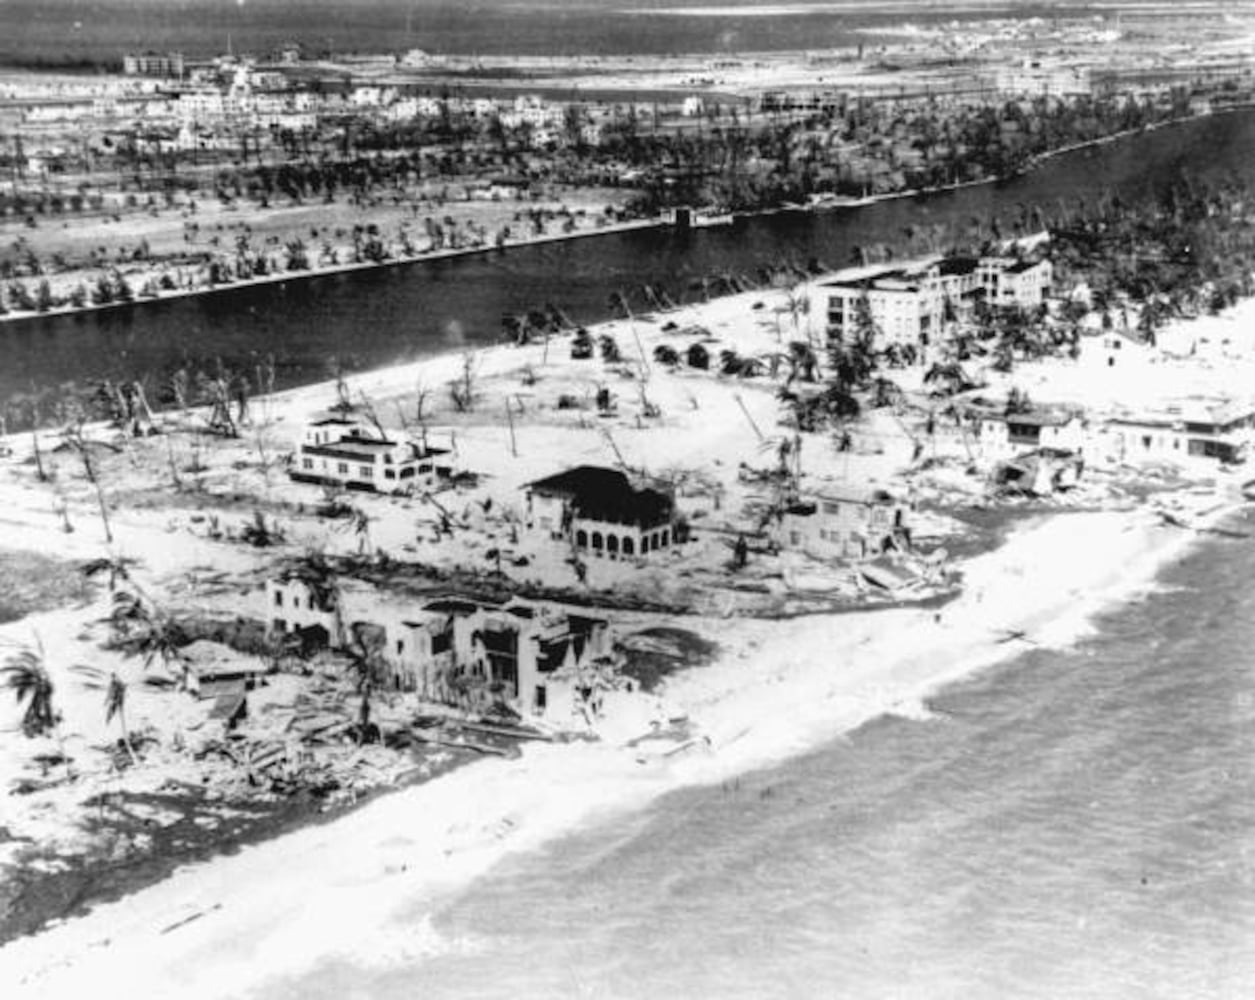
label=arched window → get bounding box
[592,531,604,553]
[623,536,635,556]
[661,528,670,547]
[576,529,588,549]
[607,535,619,557]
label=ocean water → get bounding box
[0,1,1167,63]
[264,513,1255,999]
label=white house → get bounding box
[975,408,1087,462]
[1101,400,1254,467]
[289,414,453,493]
[773,486,910,560]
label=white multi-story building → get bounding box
[524,465,680,563]
[816,255,1053,352]
[975,408,1087,462]
[289,414,453,493]
[977,257,1053,309]
[773,486,910,561]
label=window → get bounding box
[385,470,396,479]
[623,537,634,556]
[273,618,286,632]
[302,458,313,470]
[433,630,451,655]
[360,465,372,478]
[576,529,588,548]
[338,462,349,474]
[535,685,547,711]
[790,531,801,545]
[592,531,604,552]
[396,639,404,655]
[661,529,670,547]
[274,591,283,607]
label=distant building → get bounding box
[995,60,1091,97]
[816,255,1052,352]
[773,487,910,561]
[976,257,1053,310]
[289,414,453,493]
[524,465,680,563]
[123,51,185,79]
[821,270,945,349]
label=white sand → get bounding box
[0,499,1233,999]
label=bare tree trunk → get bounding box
[71,430,113,544]
[31,428,46,482]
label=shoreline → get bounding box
[0,499,1242,998]
[0,216,660,328]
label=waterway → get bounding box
[3,109,1255,406]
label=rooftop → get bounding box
[527,465,674,527]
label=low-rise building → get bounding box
[1103,401,1254,466]
[975,409,1087,462]
[289,414,453,493]
[773,486,910,561]
[524,465,680,562]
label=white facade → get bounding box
[976,411,1087,462]
[978,257,1053,309]
[1100,404,1253,466]
[775,489,909,561]
[290,415,452,493]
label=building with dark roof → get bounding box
[524,465,680,562]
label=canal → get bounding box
[3,108,1255,406]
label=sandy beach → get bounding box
[0,496,1237,1000]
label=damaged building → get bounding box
[773,486,911,560]
[264,575,612,719]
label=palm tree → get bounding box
[105,588,187,684]
[786,287,811,346]
[72,665,136,765]
[80,555,139,593]
[2,642,57,738]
